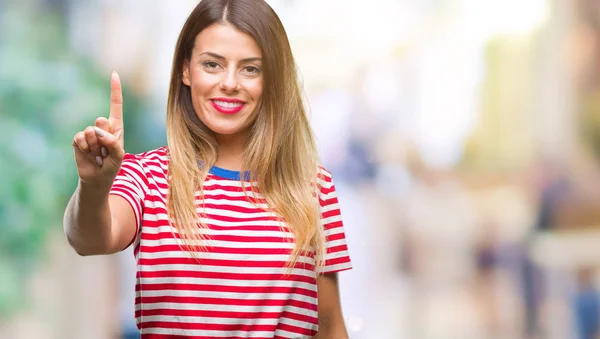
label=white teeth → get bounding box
[213,100,243,108]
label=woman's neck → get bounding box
[214,133,245,171]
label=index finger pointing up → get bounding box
[109,71,123,127]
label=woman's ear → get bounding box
[182,60,191,86]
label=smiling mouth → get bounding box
[211,99,246,114]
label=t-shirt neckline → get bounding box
[208,166,251,181]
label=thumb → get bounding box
[93,127,124,161]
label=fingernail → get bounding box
[101,147,108,157]
[93,126,106,138]
[96,156,103,167]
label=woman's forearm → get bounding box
[313,315,349,339]
[63,180,114,255]
[313,330,349,339]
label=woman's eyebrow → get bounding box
[199,51,262,63]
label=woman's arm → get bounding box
[314,272,349,339]
[64,182,136,255]
[64,71,136,256]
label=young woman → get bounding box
[64,0,352,338]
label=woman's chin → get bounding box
[209,125,248,139]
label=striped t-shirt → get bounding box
[109,147,352,338]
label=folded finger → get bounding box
[84,126,101,156]
[72,131,88,153]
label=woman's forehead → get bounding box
[193,23,262,59]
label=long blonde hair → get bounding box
[165,0,325,270]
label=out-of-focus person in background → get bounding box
[572,267,600,339]
[63,0,352,338]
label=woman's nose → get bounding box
[219,70,240,93]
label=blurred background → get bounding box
[2,0,600,338]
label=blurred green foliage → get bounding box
[0,3,163,318]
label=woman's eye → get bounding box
[244,66,260,74]
[203,61,220,70]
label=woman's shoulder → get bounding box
[125,146,168,159]
[123,146,169,169]
[317,164,334,182]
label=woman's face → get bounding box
[183,23,264,141]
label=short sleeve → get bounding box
[317,169,352,274]
[109,153,148,248]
